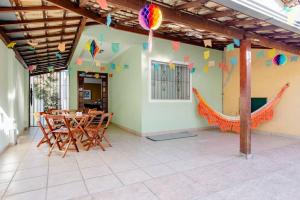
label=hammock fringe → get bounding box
[193,83,289,133]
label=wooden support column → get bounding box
[240,39,252,158]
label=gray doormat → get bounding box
[146,132,197,141]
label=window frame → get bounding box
[148,58,193,103]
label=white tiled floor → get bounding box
[1,126,300,200]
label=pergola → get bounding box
[1,0,300,157]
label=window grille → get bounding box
[151,60,191,101]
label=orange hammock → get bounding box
[193,83,289,133]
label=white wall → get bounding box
[0,40,29,153]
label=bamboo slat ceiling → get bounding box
[1,0,300,75]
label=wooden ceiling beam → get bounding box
[15,39,73,48]
[0,16,81,26]
[79,0,90,7]
[107,0,300,54]
[66,17,87,66]
[26,55,68,62]
[11,32,76,42]
[23,51,70,58]
[176,0,209,10]
[227,19,258,26]
[5,24,78,34]
[0,6,60,13]
[44,0,105,24]
[203,10,237,19]
[27,59,67,65]
[19,44,72,53]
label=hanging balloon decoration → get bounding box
[273,54,287,66]
[138,4,163,52]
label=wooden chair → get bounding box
[84,113,114,151]
[34,112,53,148]
[45,115,79,158]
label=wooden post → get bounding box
[240,39,252,158]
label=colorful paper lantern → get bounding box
[138,4,163,52]
[273,54,287,66]
[89,40,100,59]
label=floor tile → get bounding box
[142,164,175,178]
[144,173,208,200]
[13,166,48,181]
[6,176,47,195]
[47,181,88,200]
[48,170,83,187]
[116,169,151,185]
[3,189,46,200]
[80,165,112,179]
[92,183,158,200]
[85,174,122,194]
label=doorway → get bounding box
[77,71,108,112]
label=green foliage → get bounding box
[33,74,59,111]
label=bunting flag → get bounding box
[219,62,229,71]
[116,64,122,72]
[76,58,83,65]
[191,67,196,74]
[99,33,105,44]
[123,64,129,69]
[58,42,66,52]
[97,0,108,9]
[230,56,238,66]
[184,55,190,63]
[291,55,299,62]
[100,66,107,72]
[204,50,210,60]
[172,41,180,52]
[7,42,16,49]
[27,41,38,48]
[56,52,62,59]
[28,65,37,73]
[233,38,240,47]
[203,64,209,73]
[107,14,112,27]
[109,73,113,78]
[267,49,276,58]
[256,50,265,59]
[90,40,100,59]
[208,60,215,67]
[48,66,54,72]
[143,42,148,50]
[203,39,212,47]
[112,43,120,53]
[28,46,35,51]
[266,60,273,67]
[110,63,116,70]
[188,63,194,70]
[85,41,91,51]
[226,43,234,52]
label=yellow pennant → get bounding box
[204,50,210,60]
[203,64,209,73]
[94,74,100,79]
[267,49,276,58]
[58,42,66,52]
[169,63,176,70]
[7,42,16,49]
[116,64,122,72]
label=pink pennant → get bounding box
[188,63,194,70]
[28,65,37,72]
[219,62,229,72]
[172,41,180,52]
[97,0,108,9]
[184,56,190,63]
[76,58,83,65]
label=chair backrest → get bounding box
[97,113,114,130]
[44,115,74,138]
[34,112,48,134]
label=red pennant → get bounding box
[97,0,108,9]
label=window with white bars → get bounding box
[150,60,191,101]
